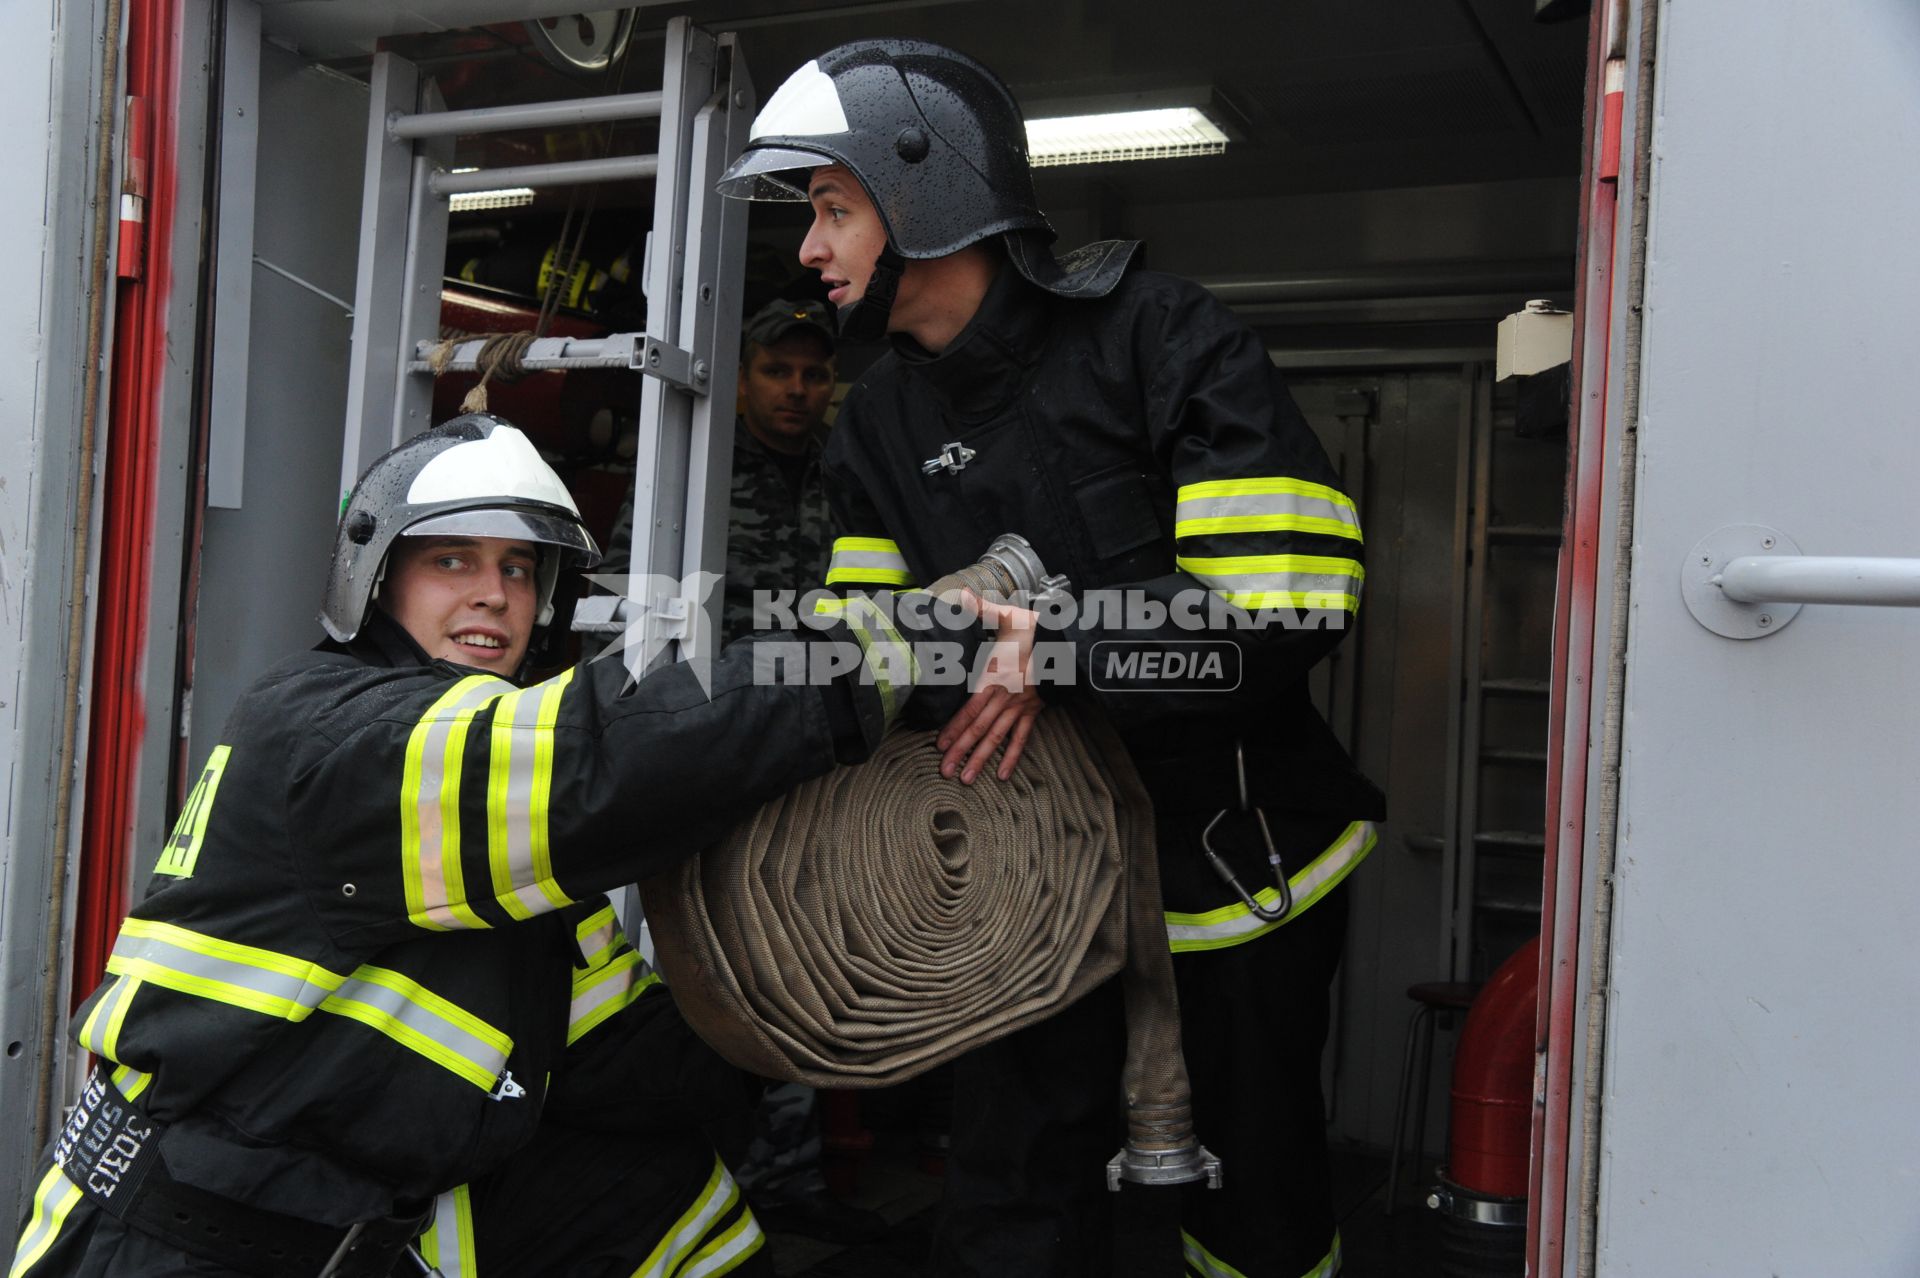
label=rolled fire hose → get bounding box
[640,538,1222,1188]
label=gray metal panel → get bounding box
[1594,1,1920,1272]
[208,0,261,509]
[392,81,450,443]
[189,45,364,777]
[0,0,117,1224]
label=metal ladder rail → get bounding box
[339,22,754,665]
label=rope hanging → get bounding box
[425,331,540,415]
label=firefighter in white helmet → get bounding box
[9,413,915,1277]
[719,41,1385,1278]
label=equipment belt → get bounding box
[54,1067,424,1277]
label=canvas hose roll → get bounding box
[641,547,1223,1188]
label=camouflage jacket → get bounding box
[722,417,832,642]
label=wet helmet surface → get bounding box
[716,39,1053,260]
[320,414,601,644]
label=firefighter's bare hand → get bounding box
[938,595,1043,784]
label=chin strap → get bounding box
[836,243,906,341]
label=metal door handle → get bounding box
[1683,524,1920,638]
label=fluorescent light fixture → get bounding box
[1024,106,1229,168]
[447,168,535,213]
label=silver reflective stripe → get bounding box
[1176,554,1364,611]
[574,904,618,968]
[75,974,140,1059]
[1174,479,1362,542]
[1166,822,1377,953]
[319,966,513,1092]
[9,1167,83,1278]
[633,1158,744,1278]
[421,1186,474,1278]
[487,669,577,920]
[825,537,913,586]
[679,1209,767,1278]
[568,949,660,1045]
[406,676,515,931]
[107,919,345,1020]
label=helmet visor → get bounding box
[715,146,834,201]
[405,507,602,569]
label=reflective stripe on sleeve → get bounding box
[568,949,661,1046]
[486,669,580,920]
[837,594,917,726]
[319,966,514,1092]
[574,903,619,969]
[1176,552,1364,613]
[403,676,515,931]
[630,1157,746,1278]
[105,919,346,1020]
[75,974,143,1062]
[8,1167,84,1278]
[824,536,914,587]
[1165,822,1377,953]
[418,1184,475,1278]
[1174,478,1362,543]
[110,1063,153,1104]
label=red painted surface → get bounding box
[1451,937,1540,1199]
[73,0,182,1010]
[1531,2,1624,1269]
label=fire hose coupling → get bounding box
[921,533,1074,612]
[1106,1101,1224,1190]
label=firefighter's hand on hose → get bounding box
[938,594,1043,784]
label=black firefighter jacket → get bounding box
[67,611,887,1227]
[820,264,1385,942]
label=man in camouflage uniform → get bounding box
[606,297,834,643]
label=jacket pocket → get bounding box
[1073,467,1167,563]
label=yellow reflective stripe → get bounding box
[826,536,913,587]
[527,668,576,913]
[110,1063,153,1104]
[631,1157,740,1278]
[1179,553,1364,614]
[1167,823,1377,953]
[568,950,661,1046]
[575,904,619,969]
[107,919,346,1020]
[9,1168,83,1278]
[812,597,851,615]
[1177,477,1357,508]
[1217,590,1360,613]
[403,677,514,931]
[76,974,140,1061]
[483,669,578,921]
[677,1207,766,1278]
[419,1185,474,1278]
[488,686,535,920]
[154,744,232,878]
[318,965,514,1092]
[1175,478,1363,544]
[1181,1228,1338,1278]
[1176,553,1365,582]
[837,594,916,726]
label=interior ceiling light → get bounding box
[447,168,535,213]
[1024,106,1229,168]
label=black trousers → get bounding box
[930,881,1349,1278]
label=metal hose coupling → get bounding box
[922,533,1073,610]
[1105,1101,1224,1190]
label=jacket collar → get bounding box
[889,264,1048,419]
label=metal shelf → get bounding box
[1475,830,1547,853]
[1481,747,1549,766]
[1487,524,1563,545]
[1482,677,1551,698]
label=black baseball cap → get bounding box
[743,298,837,349]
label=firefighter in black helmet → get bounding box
[8,414,915,1277]
[721,41,1385,1278]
